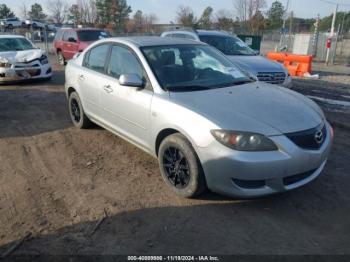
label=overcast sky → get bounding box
[2,0,350,23]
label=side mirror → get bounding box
[119,74,143,88]
[68,37,76,43]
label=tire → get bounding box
[57,51,66,66]
[68,92,92,129]
[158,133,207,198]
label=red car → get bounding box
[53,28,110,65]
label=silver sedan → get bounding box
[65,37,333,198]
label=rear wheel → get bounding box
[158,133,207,198]
[68,92,92,129]
[57,51,66,66]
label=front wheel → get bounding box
[158,133,207,198]
[68,92,92,129]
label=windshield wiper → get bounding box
[167,85,212,92]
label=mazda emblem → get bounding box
[314,130,324,144]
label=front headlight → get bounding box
[211,130,278,151]
[40,55,49,65]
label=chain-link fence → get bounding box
[260,30,350,65]
[1,25,349,66]
[0,26,55,54]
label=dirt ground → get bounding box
[0,57,349,257]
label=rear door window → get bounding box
[62,31,70,42]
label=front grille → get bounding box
[283,169,316,186]
[232,178,266,189]
[257,72,286,84]
[285,124,327,150]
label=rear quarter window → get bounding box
[83,44,110,74]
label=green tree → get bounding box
[319,11,350,33]
[266,1,284,30]
[96,0,132,31]
[198,6,213,29]
[176,6,197,28]
[28,3,47,20]
[0,4,15,19]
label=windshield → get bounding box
[77,30,110,42]
[0,38,36,52]
[199,35,257,56]
[142,45,252,92]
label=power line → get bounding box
[319,0,350,7]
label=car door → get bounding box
[65,31,79,59]
[78,43,111,121]
[62,31,70,59]
[101,44,153,149]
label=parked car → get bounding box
[65,37,333,198]
[0,18,25,29]
[25,19,46,29]
[0,35,52,83]
[161,30,292,87]
[53,28,110,65]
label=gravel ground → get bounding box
[0,58,349,257]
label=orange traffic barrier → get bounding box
[266,52,313,77]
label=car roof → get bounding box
[58,28,104,32]
[110,36,203,47]
[0,35,26,39]
[197,30,232,37]
[162,30,197,35]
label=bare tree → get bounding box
[215,9,234,31]
[233,0,266,33]
[233,0,266,22]
[19,3,28,19]
[77,0,97,25]
[47,0,68,24]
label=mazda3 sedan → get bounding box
[65,37,333,198]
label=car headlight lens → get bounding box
[211,130,278,151]
[40,55,49,65]
[0,62,12,68]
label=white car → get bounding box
[25,19,46,29]
[0,18,25,29]
[0,35,52,83]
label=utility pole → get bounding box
[312,14,320,57]
[288,11,293,51]
[325,3,338,65]
[279,0,290,50]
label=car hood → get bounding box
[169,82,324,136]
[227,55,286,75]
[0,49,44,64]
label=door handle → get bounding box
[103,85,113,93]
[79,75,85,81]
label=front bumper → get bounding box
[0,62,52,83]
[196,122,333,198]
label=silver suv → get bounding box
[161,30,292,87]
